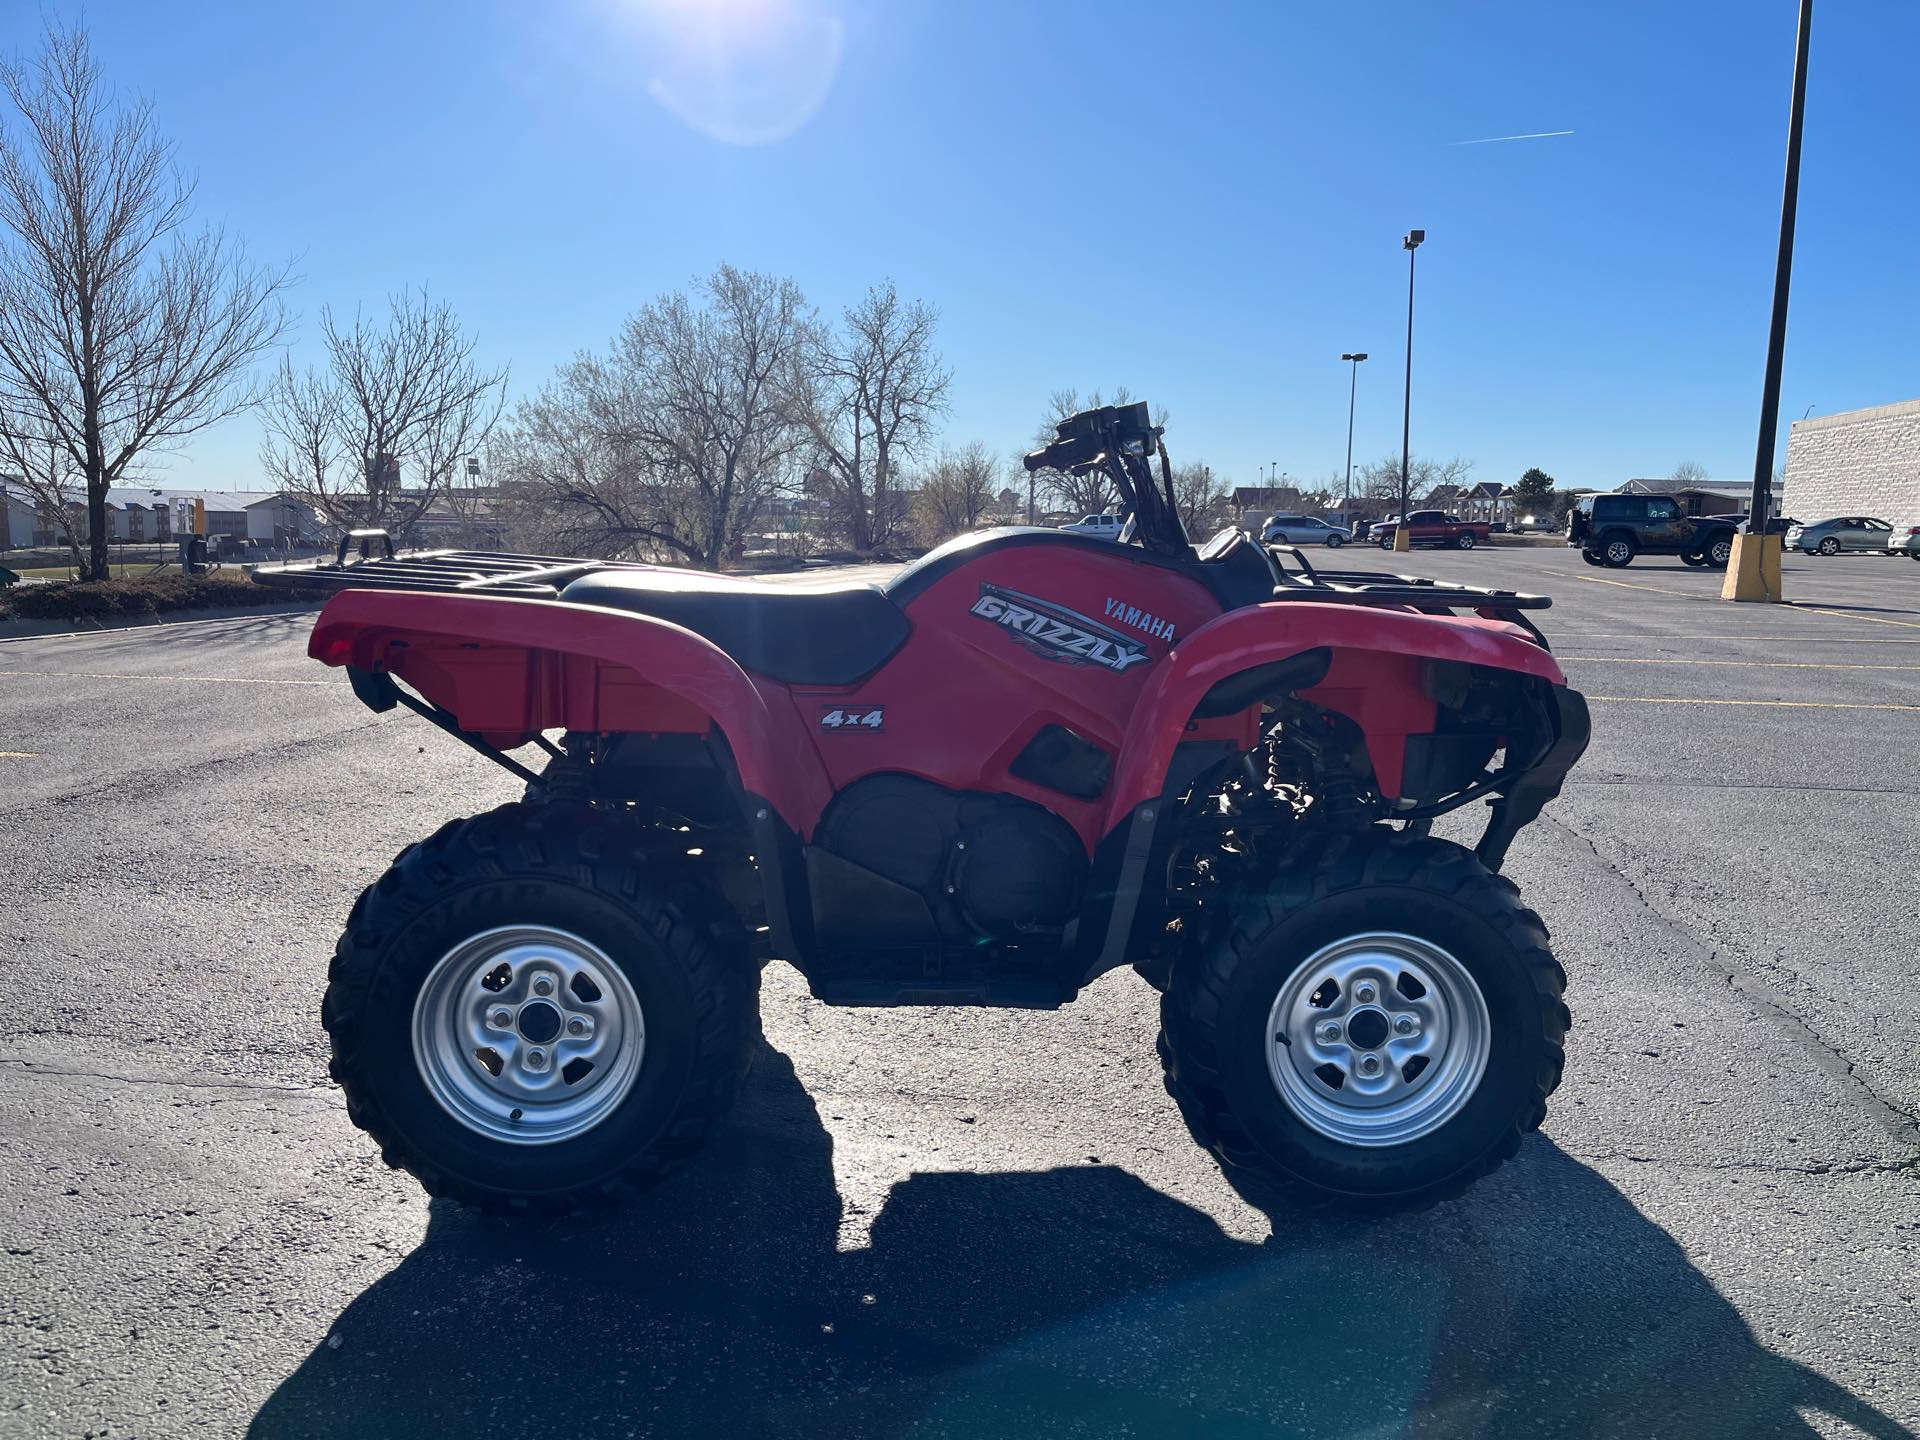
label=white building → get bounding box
[1,482,36,550]
[1784,399,1920,527]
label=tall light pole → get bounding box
[1340,352,1368,519]
[1726,0,1811,603]
[1396,230,1425,553]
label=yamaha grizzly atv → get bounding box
[269,402,1588,1215]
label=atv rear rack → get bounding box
[249,540,655,597]
[1264,544,1554,647]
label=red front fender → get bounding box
[308,590,828,828]
[1102,601,1567,831]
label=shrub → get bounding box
[0,572,324,622]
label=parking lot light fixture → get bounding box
[1726,0,1810,604]
[1341,353,1368,520]
[1396,231,1424,554]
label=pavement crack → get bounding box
[1543,810,1920,1150]
[1563,1146,1920,1179]
[0,1057,332,1099]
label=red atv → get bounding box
[273,402,1588,1215]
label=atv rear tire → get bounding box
[1158,833,1567,1213]
[323,803,760,1215]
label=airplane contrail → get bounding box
[1451,129,1574,146]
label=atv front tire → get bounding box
[323,803,760,1215]
[1159,833,1567,1213]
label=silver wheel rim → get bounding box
[1713,540,1731,563]
[412,925,645,1146]
[1265,932,1491,1147]
[1607,541,1630,563]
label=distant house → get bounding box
[1618,479,1760,517]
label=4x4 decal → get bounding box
[969,583,1151,672]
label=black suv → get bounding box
[1568,494,1735,569]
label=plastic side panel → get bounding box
[308,590,829,828]
[1103,601,1567,829]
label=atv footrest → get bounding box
[808,976,1075,1010]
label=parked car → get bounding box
[1892,524,1920,561]
[1566,493,1735,568]
[0,565,17,589]
[1369,510,1492,550]
[1720,513,1798,535]
[1059,512,1125,541]
[1786,516,1895,555]
[1261,513,1350,547]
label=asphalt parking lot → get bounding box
[1,544,1916,1439]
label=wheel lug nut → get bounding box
[489,1009,512,1029]
[567,1018,587,1036]
[1394,1015,1417,1035]
[532,976,554,997]
[1358,1055,1382,1077]
[1355,983,1377,1003]
[1316,1022,1341,1044]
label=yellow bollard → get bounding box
[1392,526,1412,553]
[1721,531,1784,602]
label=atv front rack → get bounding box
[1263,544,1554,648]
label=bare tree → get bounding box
[1172,459,1229,533]
[495,267,808,567]
[1354,453,1475,507]
[791,282,950,551]
[1030,388,1169,518]
[261,290,506,539]
[913,441,996,543]
[0,25,291,579]
[0,420,83,569]
[1670,459,1709,487]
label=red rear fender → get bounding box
[1104,601,1567,829]
[309,590,827,826]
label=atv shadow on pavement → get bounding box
[250,1044,1911,1440]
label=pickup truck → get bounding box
[1567,493,1735,568]
[1368,511,1492,550]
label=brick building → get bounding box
[1783,399,1920,526]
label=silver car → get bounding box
[1786,515,1895,555]
[1262,513,1350,547]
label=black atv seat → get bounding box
[560,570,910,686]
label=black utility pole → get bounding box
[1399,231,1425,533]
[1747,0,1812,534]
[1341,352,1368,518]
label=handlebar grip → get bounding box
[1024,433,1101,473]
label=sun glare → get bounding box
[612,0,845,146]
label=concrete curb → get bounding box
[0,600,324,644]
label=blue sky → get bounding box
[4,0,1913,495]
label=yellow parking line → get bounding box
[1561,656,1920,670]
[1589,695,1920,712]
[1576,576,1704,599]
[0,750,36,759]
[0,669,330,687]
[1783,603,1920,631]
